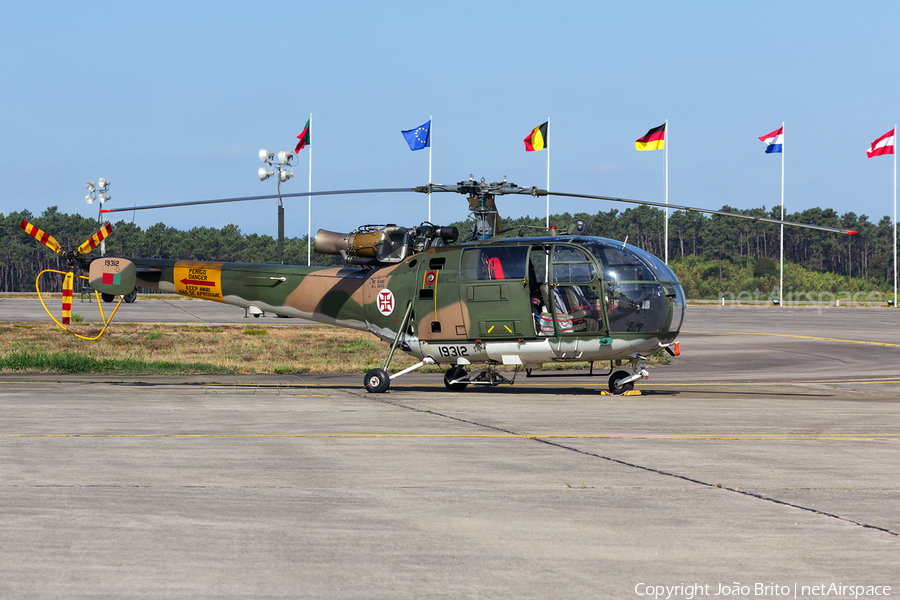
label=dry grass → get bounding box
[0,322,390,375]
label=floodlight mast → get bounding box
[84,178,111,256]
[258,149,295,264]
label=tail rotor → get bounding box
[19,220,123,338]
[20,220,63,255]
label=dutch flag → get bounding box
[759,126,783,154]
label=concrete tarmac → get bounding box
[1,303,898,598]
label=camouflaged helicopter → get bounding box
[21,178,857,394]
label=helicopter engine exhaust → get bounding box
[314,226,411,265]
[315,224,459,266]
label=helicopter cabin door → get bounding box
[530,244,606,336]
[459,245,534,339]
[415,254,466,341]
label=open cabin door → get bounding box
[530,244,607,337]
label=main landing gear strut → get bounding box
[363,360,519,394]
[443,365,517,391]
[363,357,435,394]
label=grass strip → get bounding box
[0,350,236,375]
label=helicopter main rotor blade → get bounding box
[95,176,856,236]
[99,188,418,214]
[542,190,858,236]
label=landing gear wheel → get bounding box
[123,290,137,303]
[363,368,390,393]
[608,370,634,394]
[101,293,115,303]
[443,366,469,391]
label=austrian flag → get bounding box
[866,128,895,158]
[759,127,783,154]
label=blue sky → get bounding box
[2,1,898,240]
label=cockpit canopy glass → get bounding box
[580,241,657,282]
[627,244,680,283]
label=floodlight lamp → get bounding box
[85,194,94,205]
[85,181,96,192]
[277,150,294,165]
[259,149,274,163]
[278,169,294,183]
[98,192,109,204]
[98,177,108,188]
[258,167,274,181]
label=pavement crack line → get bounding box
[362,391,900,539]
[161,299,206,321]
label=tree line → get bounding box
[1,204,896,294]
[496,204,896,285]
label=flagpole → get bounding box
[664,119,668,265]
[894,123,897,308]
[546,117,551,228]
[308,112,313,266]
[428,115,433,223]
[780,121,785,307]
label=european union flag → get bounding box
[402,120,431,151]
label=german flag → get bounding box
[635,123,665,151]
[524,121,548,152]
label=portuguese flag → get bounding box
[295,119,311,153]
[524,121,548,152]
[635,123,666,151]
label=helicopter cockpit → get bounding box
[575,238,686,336]
[524,238,682,338]
[455,236,685,339]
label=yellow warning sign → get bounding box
[174,261,224,302]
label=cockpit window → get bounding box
[551,245,596,283]
[607,283,666,333]
[581,241,656,281]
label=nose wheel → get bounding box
[363,368,390,393]
[608,370,635,394]
[607,357,649,395]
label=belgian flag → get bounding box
[635,123,666,151]
[524,121,548,152]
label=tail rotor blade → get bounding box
[77,223,113,255]
[62,272,74,325]
[20,220,63,254]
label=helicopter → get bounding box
[20,177,858,394]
